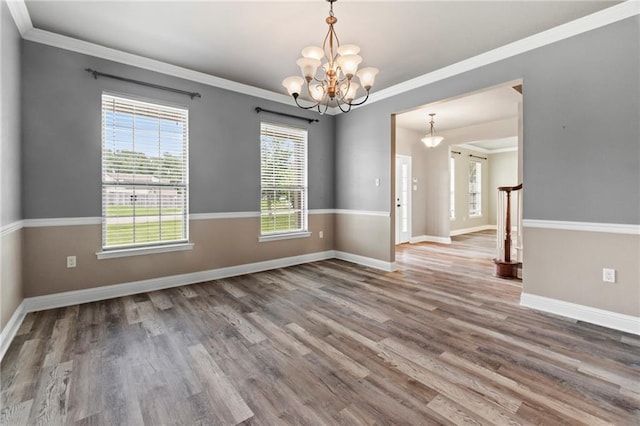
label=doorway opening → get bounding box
[395,155,412,244]
[392,80,523,279]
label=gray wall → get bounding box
[21,41,336,219]
[1,1,21,226]
[335,16,640,226]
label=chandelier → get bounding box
[282,0,379,114]
[421,113,444,148]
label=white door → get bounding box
[395,155,411,244]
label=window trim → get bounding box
[96,242,194,259]
[258,231,311,243]
[101,92,190,251]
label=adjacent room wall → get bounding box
[395,126,444,241]
[395,119,517,241]
[20,41,336,297]
[488,150,518,226]
[335,16,640,317]
[449,146,490,233]
[0,1,23,331]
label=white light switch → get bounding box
[375,178,380,186]
[67,256,76,268]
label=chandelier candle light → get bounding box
[421,113,444,148]
[282,0,379,114]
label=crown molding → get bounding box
[454,143,518,155]
[361,0,640,107]
[21,27,297,106]
[489,146,518,154]
[7,1,639,113]
[5,0,32,36]
[455,143,491,154]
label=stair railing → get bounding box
[495,183,522,278]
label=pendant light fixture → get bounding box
[282,0,379,114]
[421,113,444,148]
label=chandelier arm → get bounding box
[293,94,322,110]
[317,101,330,115]
[345,90,370,107]
[335,78,350,102]
[336,97,352,113]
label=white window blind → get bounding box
[101,94,189,249]
[260,122,308,235]
[469,160,482,216]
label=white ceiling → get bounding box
[395,83,521,133]
[24,0,619,97]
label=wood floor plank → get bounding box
[380,337,523,413]
[42,317,72,367]
[213,305,267,344]
[305,310,379,351]
[286,323,371,379]
[147,290,174,310]
[377,345,527,425]
[30,360,73,425]
[220,280,249,299]
[440,351,616,425]
[246,312,311,356]
[0,399,33,426]
[67,350,102,423]
[2,230,638,424]
[1,338,45,406]
[427,394,485,425]
[188,343,254,424]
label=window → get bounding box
[260,122,308,237]
[101,94,188,250]
[469,160,482,216]
[450,156,455,219]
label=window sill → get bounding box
[96,242,194,259]
[259,231,311,243]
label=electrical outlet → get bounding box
[67,256,76,268]
[319,231,324,239]
[602,268,615,283]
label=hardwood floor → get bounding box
[2,231,639,425]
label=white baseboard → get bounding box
[0,301,26,361]
[409,235,452,244]
[334,251,397,272]
[450,224,497,236]
[23,251,336,313]
[520,293,640,336]
[1,249,398,359]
